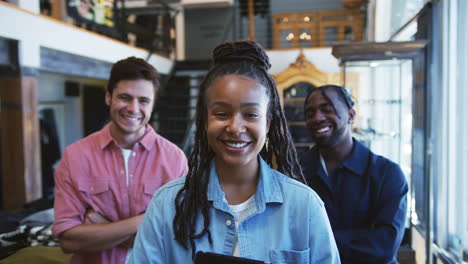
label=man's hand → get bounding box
[84,208,110,225]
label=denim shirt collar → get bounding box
[309,138,370,177]
[206,156,283,214]
[341,138,370,176]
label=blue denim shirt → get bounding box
[300,139,408,264]
[129,157,340,264]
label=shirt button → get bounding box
[226,220,232,226]
[132,152,136,157]
[129,174,133,178]
[120,170,124,174]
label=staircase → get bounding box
[239,0,270,17]
[154,60,211,154]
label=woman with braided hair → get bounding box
[129,40,340,264]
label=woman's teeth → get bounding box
[225,142,248,148]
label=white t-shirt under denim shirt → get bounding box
[228,195,257,257]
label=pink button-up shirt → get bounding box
[52,124,188,264]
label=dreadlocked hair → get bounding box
[304,84,355,119]
[173,40,306,259]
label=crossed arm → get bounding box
[59,209,144,254]
[54,153,145,254]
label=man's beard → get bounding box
[313,125,346,149]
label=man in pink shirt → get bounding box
[52,57,188,264]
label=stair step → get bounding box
[156,97,191,105]
[159,130,186,136]
[156,60,209,147]
[157,105,190,110]
[174,60,211,71]
[158,122,188,130]
[154,116,190,121]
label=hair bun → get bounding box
[212,40,271,71]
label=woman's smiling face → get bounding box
[205,74,270,169]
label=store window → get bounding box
[438,0,468,260]
[389,0,427,37]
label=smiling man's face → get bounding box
[305,88,354,149]
[106,79,155,147]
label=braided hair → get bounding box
[173,40,305,258]
[304,84,355,119]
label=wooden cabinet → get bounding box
[273,10,364,49]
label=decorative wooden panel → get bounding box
[274,51,343,103]
[273,51,359,153]
[0,75,41,211]
[273,9,364,49]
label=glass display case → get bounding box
[332,40,429,232]
[343,59,413,177]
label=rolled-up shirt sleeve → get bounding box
[52,150,86,238]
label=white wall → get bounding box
[17,0,39,13]
[0,2,174,74]
[38,72,108,150]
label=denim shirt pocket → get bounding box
[270,248,310,264]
